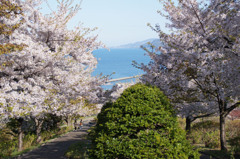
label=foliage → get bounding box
[203,130,220,149]
[177,117,186,130]
[0,128,18,157]
[22,133,37,149]
[89,83,199,159]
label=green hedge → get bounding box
[89,83,199,159]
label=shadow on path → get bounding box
[14,119,94,159]
[200,153,216,159]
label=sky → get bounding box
[41,0,168,47]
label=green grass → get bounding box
[9,144,41,159]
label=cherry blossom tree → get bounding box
[138,0,240,150]
[0,0,104,150]
[138,46,217,134]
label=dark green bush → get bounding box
[89,83,199,159]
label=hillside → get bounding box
[112,38,162,49]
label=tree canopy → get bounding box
[0,0,25,55]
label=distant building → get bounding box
[228,109,240,120]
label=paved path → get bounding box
[14,118,94,159]
[200,153,216,159]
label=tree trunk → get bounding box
[18,129,23,151]
[185,116,192,135]
[220,114,227,151]
[35,118,44,143]
[65,116,72,127]
[17,118,24,152]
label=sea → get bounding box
[92,48,150,89]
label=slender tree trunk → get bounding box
[185,116,192,135]
[18,129,23,151]
[35,118,44,143]
[17,118,24,152]
[220,113,227,151]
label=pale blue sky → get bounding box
[41,0,168,47]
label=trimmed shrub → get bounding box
[89,83,199,159]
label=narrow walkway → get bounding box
[15,118,94,159]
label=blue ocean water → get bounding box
[92,48,150,89]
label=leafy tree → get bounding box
[90,84,199,159]
[137,0,240,150]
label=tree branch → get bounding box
[225,102,240,116]
[193,112,216,121]
[189,2,206,34]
